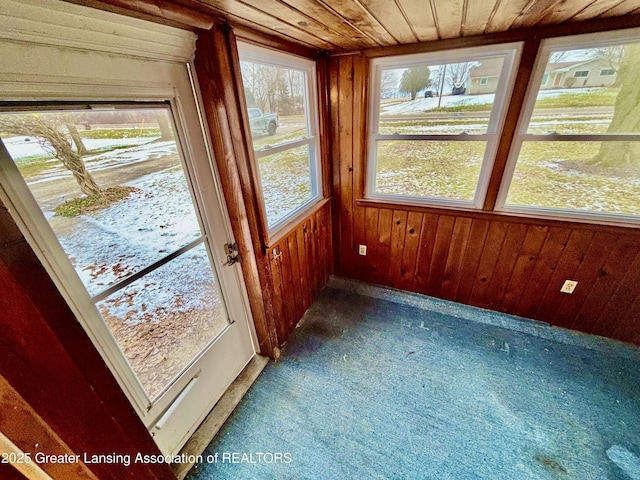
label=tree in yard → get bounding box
[0,113,102,196]
[380,69,400,98]
[445,61,477,91]
[591,43,640,166]
[400,66,430,100]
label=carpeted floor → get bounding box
[187,279,640,480]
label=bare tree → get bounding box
[445,61,477,90]
[0,113,102,196]
[380,69,400,98]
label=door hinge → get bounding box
[224,242,241,266]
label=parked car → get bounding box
[247,107,279,136]
[424,90,435,98]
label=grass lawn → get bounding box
[375,141,485,200]
[506,142,640,215]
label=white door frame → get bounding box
[0,0,259,456]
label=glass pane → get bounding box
[258,144,313,226]
[0,106,229,399]
[1,108,201,296]
[96,243,226,399]
[377,57,505,135]
[240,61,308,149]
[374,141,487,200]
[527,43,640,134]
[506,141,640,215]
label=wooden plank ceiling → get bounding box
[71,0,640,52]
[165,0,640,51]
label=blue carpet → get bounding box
[187,280,640,480]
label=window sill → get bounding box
[264,197,331,248]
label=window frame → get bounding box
[600,68,616,76]
[496,28,640,227]
[573,69,589,77]
[237,41,322,241]
[366,43,522,209]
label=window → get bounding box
[367,44,521,208]
[237,42,321,235]
[498,30,640,225]
[480,77,489,85]
[574,70,589,77]
[600,68,616,76]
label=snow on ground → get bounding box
[380,93,496,115]
[55,164,202,298]
[380,88,605,115]
[3,135,154,160]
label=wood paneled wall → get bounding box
[330,53,640,346]
[267,201,332,344]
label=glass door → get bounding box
[0,103,255,455]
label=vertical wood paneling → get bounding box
[595,246,640,337]
[440,216,472,300]
[516,227,572,319]
[595,249,640,339]
[570,236,639,334]
[534,229,595,321]
[501,225,549,312]
[427,215,456,297]
[268,202,333,344]
[280,239,297,333]
[388,210,409,288]
[329,56,342,274]
[455,218,490,303]
[287,233,304,319]
[552,230,618,327]
[364,207,380,281]
[469,221,509,308]
[296,224,311,311]
[398,211,424,291]
[269,245,287,343]
[376,208,394,286]
[337,55,354,277]
[414,213,439,293]
[487,222,528,307]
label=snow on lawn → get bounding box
[56,165,202,298]
[380,93,496,115]
[379,88,604,115]
[3,135,156,160]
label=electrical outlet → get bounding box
[560,280,578,294]
[358,244,367,256]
